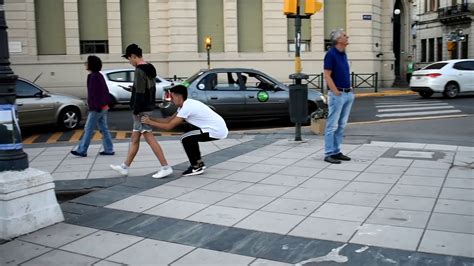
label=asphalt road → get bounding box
[20,94,474,146]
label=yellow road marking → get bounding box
[22,134,39,144]
[92,131,102,141]
[46,132,62,144]
[69,130,83,142]
[115,131,126,139]
[355,90,417,98]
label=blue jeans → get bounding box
[76,110,113,154]
[324,91,354,156]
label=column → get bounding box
[64,0,80,55]
[107,0,121,54]
[224,0,237,53]
[263,0,287,52]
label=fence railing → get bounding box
[303,72,379,93]
[351,72,379,92]
[302,73,324,91]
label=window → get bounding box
[421,39,427,62]
[242,72,277,91]
[428,38,435,62]
[288,18,311,52]
[461,35,469,59]
[453,61,474,70]
[80,41,109,54]
[78,0,108,54]
[198,73,240,91]
[35,0,66,55]
[424,62,448,69]
[425,0,440,12]
[121,0,150,54]
[197,0,224,53]
[16,80,41,98]
[107,71,133,82]
[238,0,263,52]
[324,0,346,50]
[437,37,443,61]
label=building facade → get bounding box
[414,0,473,68]
[5,0,414,98]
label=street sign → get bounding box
[363,15,372,20]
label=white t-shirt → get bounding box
[177,99,228,139]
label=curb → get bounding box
[355,90,417,98]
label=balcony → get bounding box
[438,3,473,25]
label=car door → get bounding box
[452,61,474,91]
[16,80,55,126]
[240,72,288,118]
[199,72,246,118]
[106,70,134,102]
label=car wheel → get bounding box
[58,107,81,130]
[160,104,178,117]
[418,91,433,99]
[443,82,459,98]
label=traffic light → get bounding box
[284,0,297,15]
[304,0,323,15]
[205,36,212,50]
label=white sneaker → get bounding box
[110,164,129,176]
[152,166,173,179]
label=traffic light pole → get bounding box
[288,9,309,142]
[0,0,28,171]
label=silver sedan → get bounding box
[161,68,327,120]
[15,78,87,130]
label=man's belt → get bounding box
[337,88,352,92]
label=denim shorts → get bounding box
[132,112,153,133]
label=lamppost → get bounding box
[284,0,322,141]
[205,36,212,69]
[0,0,28,171]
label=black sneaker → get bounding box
[324,156,341,164]
[182,165,204,176]
[99,151,115,156]
[198,161,206,170]
[70,150,87,157]
[333,153,351,161]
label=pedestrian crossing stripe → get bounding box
[378,106,455,113]
[376,109,462,118]
[375,98,463,118]
[375,103,449,108]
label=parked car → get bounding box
[161,68,327,121]
[101,69,173,107]
[410,59,474,98]
[15,78,87,130]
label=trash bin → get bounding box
[289,84,308,123]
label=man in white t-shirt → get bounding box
[141,85,228,176]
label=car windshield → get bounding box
[182,71,204,87]
[423,63,448,70]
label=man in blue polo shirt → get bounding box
[323,29,355,164]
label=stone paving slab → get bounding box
[2,136,474,265]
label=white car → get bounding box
[101,69,174,107]
[410,59,474,99]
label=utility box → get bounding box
[289,84,308,123]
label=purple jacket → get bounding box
[87,72,111,112]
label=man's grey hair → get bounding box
[330,29,346,45]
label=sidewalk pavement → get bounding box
[1,130,473,265]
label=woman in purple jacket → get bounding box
[71,55,114,157]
